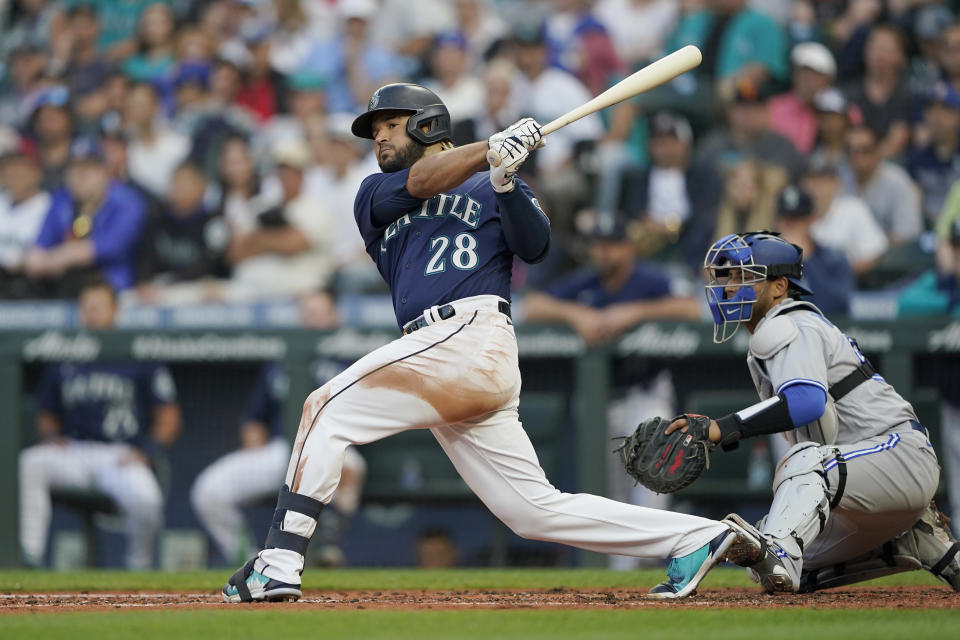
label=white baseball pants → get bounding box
[257,295,727,584]
[19,440,164,569]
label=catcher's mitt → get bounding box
[614,414,713,494]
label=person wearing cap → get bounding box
[697,77,803,179]
[136,161,230,302]
[619,110,722,271]
[842,23,912,160]
[800,156,887,276]
[423,32,485,140]
[774,184,853,314]
[27,85,75,191]
[525,210,700,569]
[23,139,147,297]
[807,87,859,190]
[0,151,52,298]
[221,140,335,301]
[845,124,922,245]
[123,82,190,199]
[908,82,960,229]
[303,113,381,293]
[768,41,837,155]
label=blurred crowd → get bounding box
[2,0,960,322]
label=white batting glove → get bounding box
[488,132,529,193]
[507,117,544,151]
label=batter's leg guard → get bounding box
[222,485,324,603]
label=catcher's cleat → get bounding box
[647,529,740,599]
[722,513,797,593]
[914,501,960,591]
[222,558,302,603]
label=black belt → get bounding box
[402,300,511,335]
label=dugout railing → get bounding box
[0,318,957,568]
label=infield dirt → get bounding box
[1,586,957,614]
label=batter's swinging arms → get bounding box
[673,232,960,593]
[222,83,749,602]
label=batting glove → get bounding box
[507,117,544,151]
[488,132,528,193]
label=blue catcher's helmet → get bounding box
[703,232,812,343]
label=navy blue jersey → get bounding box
[547,261,672,308]
[243,362,288,437]
[35,362,177,447]
[355,168,535,327]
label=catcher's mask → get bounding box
[703,232,812,344]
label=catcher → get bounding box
[622,231,960,594]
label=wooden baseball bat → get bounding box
[487,45,702,166]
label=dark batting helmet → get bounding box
[351,83,452,145]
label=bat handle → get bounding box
[486,147,502,168]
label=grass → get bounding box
[0,567,944,593]
[0,569,954,640]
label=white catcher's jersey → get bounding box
[746,299,918,446]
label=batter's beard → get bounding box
[378,140,426,172]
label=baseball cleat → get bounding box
[722,513,797,593]
[913,501,960,591]
[222,558,302,603]
[647,528,740,599]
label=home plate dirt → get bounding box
[0,587,958,613]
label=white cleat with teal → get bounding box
[222,558,302,603]
[647,528,743,599]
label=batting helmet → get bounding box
[350,83,452,146]
[703,232,813,343]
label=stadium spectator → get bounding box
[423,32,485,142]
[843,23,912,160]
[594,0,678,68]
[543,0,625,97]
[697,78,803,178]
[524,211,699,568]
[27,86,75,191]
[303,113,381,294]
[663,0,788,98]
[451,0,506,71]
[767,41,837,155]
[19,276,182,569]
[908,82,960,230]
[0,43,49,128]
[215,136,276,238]
[232,23,281,124]
[846,124,922,244]
[267,0,337,76]
[123,82,190,199]
[774,184,853,314]
[801,157,888,277]
[935,185,960,310]
[136,162,229,302]
[713,158,787,243]
[0,0,56,61]
[807,87,858,191]
[908,4,953,97]
[24,139,146,297]
[255,71,326,162]
[221,140,335,301]
[121,2,177,84]
[370,0,456,65]
[619,111,722,271]
[0,151,51,298]
[51,5,112,114]
[472,59,523,141]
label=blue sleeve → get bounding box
[244,364,287,427]
[781,382,827,428]
[92,188,145,262]
[545,271,592,301]
[497,180,550,264]
[354,168,424,238]
[34,191,70,248]
[35,366,62,415]
[633,262,671,298]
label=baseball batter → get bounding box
[673,232,960,592]
[223,83,745,602]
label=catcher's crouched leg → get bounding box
[726,442,830,593]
